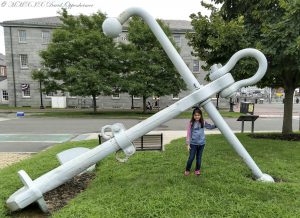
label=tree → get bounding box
[38,9,120,112]
[123,17,186,113]
[258,1,300,134]
[187,0,300,134]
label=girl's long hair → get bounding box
[190,107,204,128]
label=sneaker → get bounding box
[184,171,190,176]
[195,170,200,176]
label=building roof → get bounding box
[1,17,61,28]
[0,16,193,32]
[0,53,5,66]
[163,20,193,32]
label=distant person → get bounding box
[184,107,216,176]
[154,97,159,109]
[146,101,152,111]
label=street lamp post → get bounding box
[39,78,44,109]
[131,95,134,109]
[229,97,234,112]
[216,93,219,110]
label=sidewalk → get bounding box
[0,152,33,169]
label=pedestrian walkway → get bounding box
[0,117,11,122]
[0,152,32,169]
[259,114,300,119]
[0,134,74,143]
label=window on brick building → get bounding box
[2,90,8,101]
[21,84,30,97]
[42,31,50,44]
[19,54,28,69]
[172,94,179,100]
[173,35,181,47]
[18,30,26,43]
[112,87,120,99]
[121,33,128,41]
[193,60,200,72]
[0,67,5,76]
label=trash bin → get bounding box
[259,98,264,104]
[240,102,254,115]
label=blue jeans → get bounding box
[185,144,205,171]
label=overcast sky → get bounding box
[0,0,214,55]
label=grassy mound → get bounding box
[0,134,299,217]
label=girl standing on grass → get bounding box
[184,107,207,176]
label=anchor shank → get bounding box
[202,101,264,179]
[118,7,201,91]
[126,74,234,141]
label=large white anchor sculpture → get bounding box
[6,7,274,213]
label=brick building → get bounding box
[0,17,210,109]
[0,53,8,104]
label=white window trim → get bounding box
[173,35,181,47]
[21,84,30,98]
[42,31,50,44]
[22,90,30,98]
[18,30,27,43]
[193,60,200,72]
[121,33,128,41]
[22,93,31,98]
[2,90,8,101]
[133,95,141,100]
[172,94,179,100]
[112,87,120,99]
[112,93,120,99]
[19,54,29,69]
[0,67,5,76]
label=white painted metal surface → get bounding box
[7,7,274,213]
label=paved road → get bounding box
[1,103,299,152]
[237,102,300,116]
[0,116,298,133]
[0,114,299,152]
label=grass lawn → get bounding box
[1,134,299,217]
